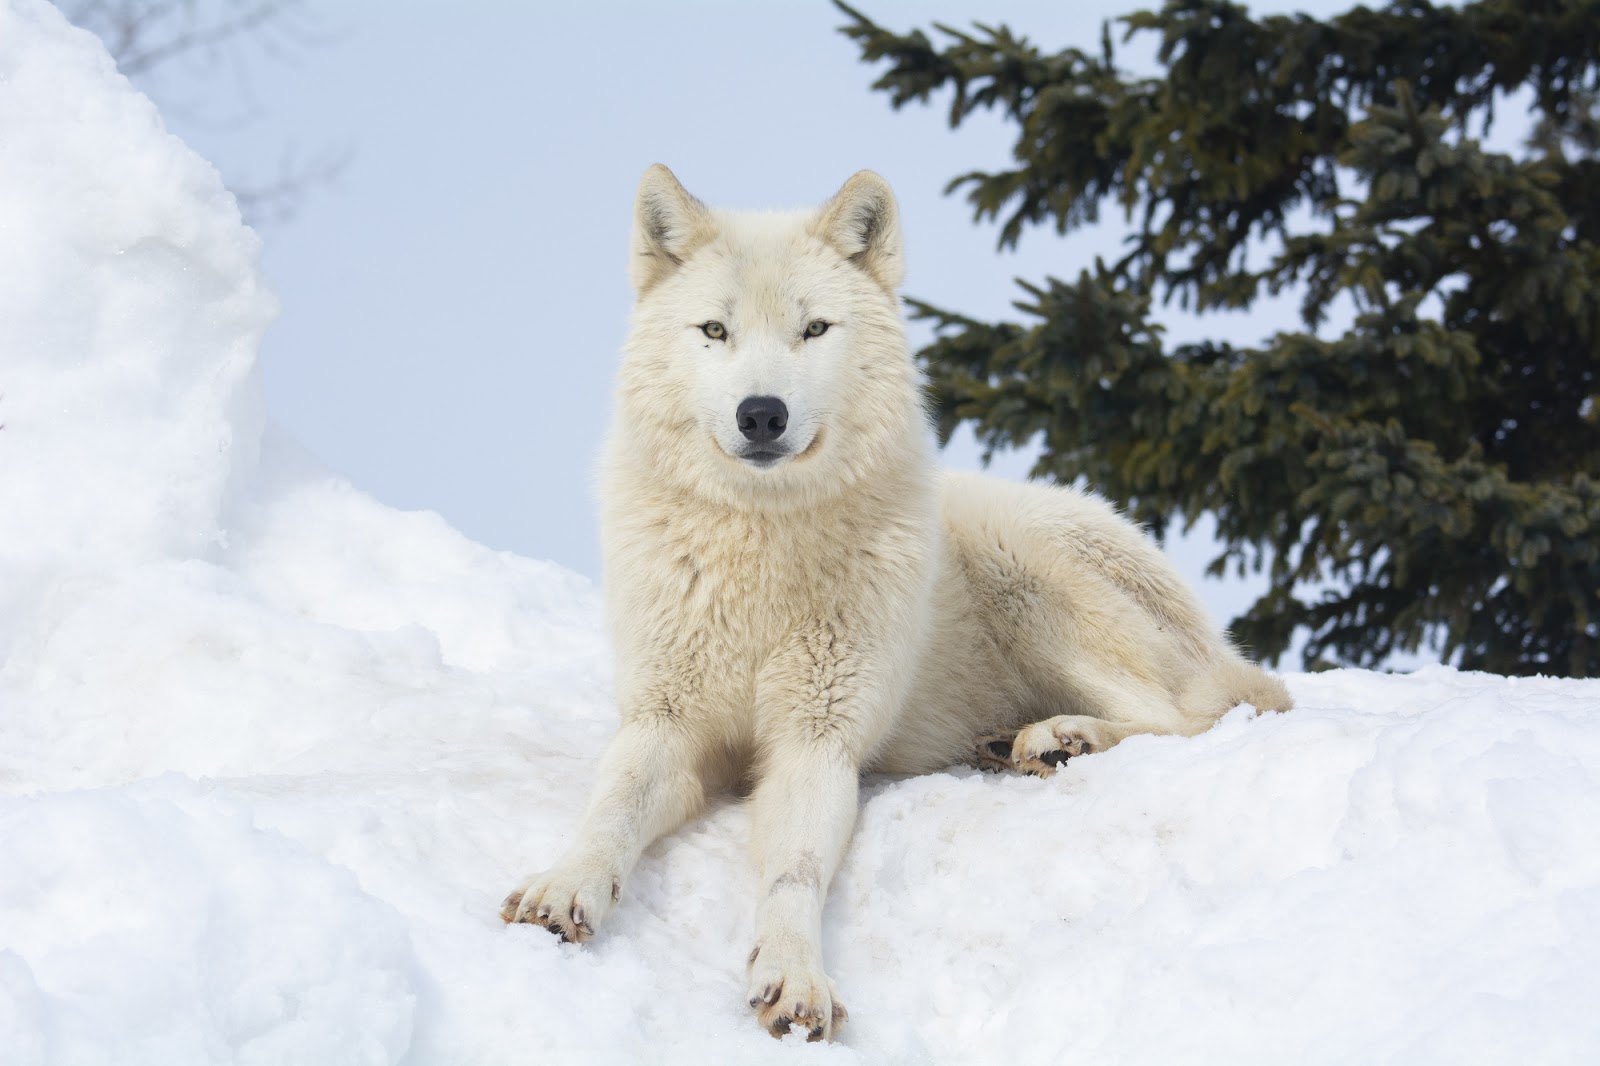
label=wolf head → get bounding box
[610,165,930,511]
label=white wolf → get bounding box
[501,165,1292,1041]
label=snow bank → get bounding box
[2,2,1598,1063]
[0,0,271,590]
[1,782,418,1066]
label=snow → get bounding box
[2,2,1598,1062]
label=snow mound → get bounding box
[0,781,419,1065]
[0,0,271,590]
[2,2,1598,1063]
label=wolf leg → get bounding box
[999,667,1195,778]
[999,656,1291,776]
[1005,714,1146,776]
[501,712,705,942]
[744,750,856,1041]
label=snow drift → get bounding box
[1,2,1597,1063]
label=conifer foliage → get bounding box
[838,0,1600,676]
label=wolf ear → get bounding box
[812,170,904,292]
[631,164,713,295]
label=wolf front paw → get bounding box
[746,935,848,1041]
[1009,714,1115,778]
[499,860,621,944]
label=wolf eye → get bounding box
[804,319,830,339]
[700,321,727,341]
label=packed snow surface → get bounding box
[3,3,1598,1062]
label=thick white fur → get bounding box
[501,165,1292,1041]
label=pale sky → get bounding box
[114,0,1360,637]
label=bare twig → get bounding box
[54,0,350,228]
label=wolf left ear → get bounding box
[812,170,904,292]
[631,164,714,295]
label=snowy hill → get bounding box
[2,3,1598,1063]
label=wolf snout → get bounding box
[737,396,788,443]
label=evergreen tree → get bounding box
[838,0,1600,677]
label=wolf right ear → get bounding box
[630,164,713,295]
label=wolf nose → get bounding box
[736,396,788,443]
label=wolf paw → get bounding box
[971,731,1019,773]
[746,936,848,1042]
[1009,715,1113,778]
[500,859,621,944]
